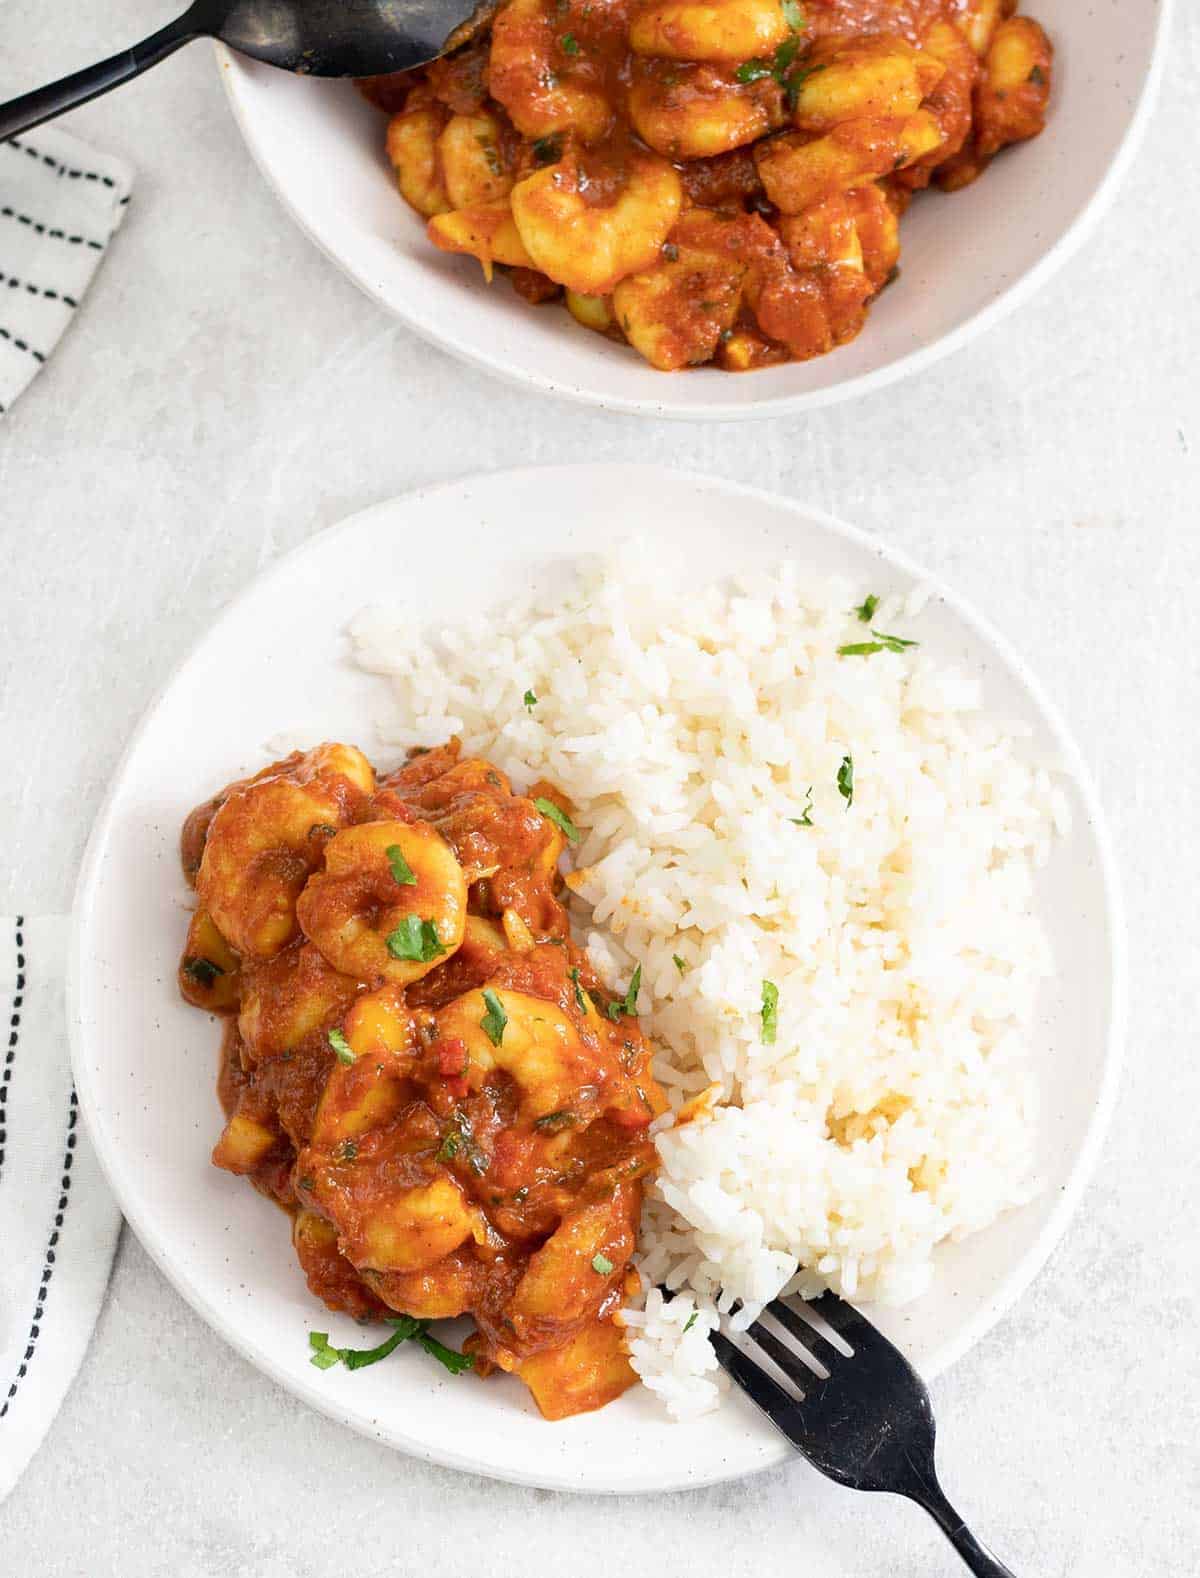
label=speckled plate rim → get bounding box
[68,464,1127,1492]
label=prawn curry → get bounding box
[179,739,666,1419]
[362,0,1054,371]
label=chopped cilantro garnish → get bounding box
[386,915,447,963]
[837,754,854,808]
[310,1316,473,1375]
[735,57,774,83]
[416,1329,475,1375]
[737,36,808,95]
[781,0,804,28]
[308,1332,341,1370]
[327,1028,355,1065]
[606,963,642,1020]
[480,987,508,1047]
[784,60,826,109]
[592,1253,614,1275]
[568,965,590,1014]
[386,842,417,886]
[760,979,779,1045]
[790,787,814,827]
[852,594,879,623]
[534,795,580,844]
[684,1310,699,1334]
[838,629,920,657]
[560,31,580,52]
[531,134,563,165]
[533,1109,577,1133]
[672,954,687,974]
[439,1111,488,1175]
[523,688,538,711]
[183,956,223,987]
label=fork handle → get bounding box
[909,1483,1018,1577]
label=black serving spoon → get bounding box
[0,0,492,142]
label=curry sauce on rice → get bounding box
[352,544,1065,1417]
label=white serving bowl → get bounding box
[217,2,1169,420]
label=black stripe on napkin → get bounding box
[0,1091,79,1420]
[0,326,44,362]
[7,136,118,188]
[0,915,24,1185]
[0,269,78,308]
[0,207,104,250]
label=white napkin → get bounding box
[0,916,121,1503]
[0,126,133,414]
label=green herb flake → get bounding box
[386,915,447,964]
[790,787,814,827]
[605,963,642,1020]
[872,629,918,652]
[534,795,581,844]
[568,965,590,1015]
[837,754,854,809]
[560,31,580,52]
[437,1129,461,1162]
[533,1109,577,1133]
[739,36,808,92]
[683,1310,699,1334]
[481,987,508,1047]
[592,1253,614,1275]
[781,0,804,28]
[523,688,538,711]
[327,1028,355,1066]
[773,36,801,73]
[308,1332,341,1370]
[417,1329,475,1375]
[386,843,417,886]
[735,58,774,83]
[840,628,919,657]
[852,593,879,623]
[310,1316,472,1376]
[183,956,223,987]
[672,954,687,974]
[531,134,563,166]
[784,60,825,108]
[760,979,780,1045]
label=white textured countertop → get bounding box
[2,4,1198,1573]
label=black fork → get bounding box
[710,1291,1017,1577]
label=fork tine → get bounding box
[764,1298,847,1365]
[710,1329,798,1421]
[805,1289,875,1345]
[744,1314,822,1387]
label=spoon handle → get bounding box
[0,9,206,141]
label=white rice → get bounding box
[351,542,1066,1419]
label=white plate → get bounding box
[216,1,1171,420]
[70,465,1124,1493]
